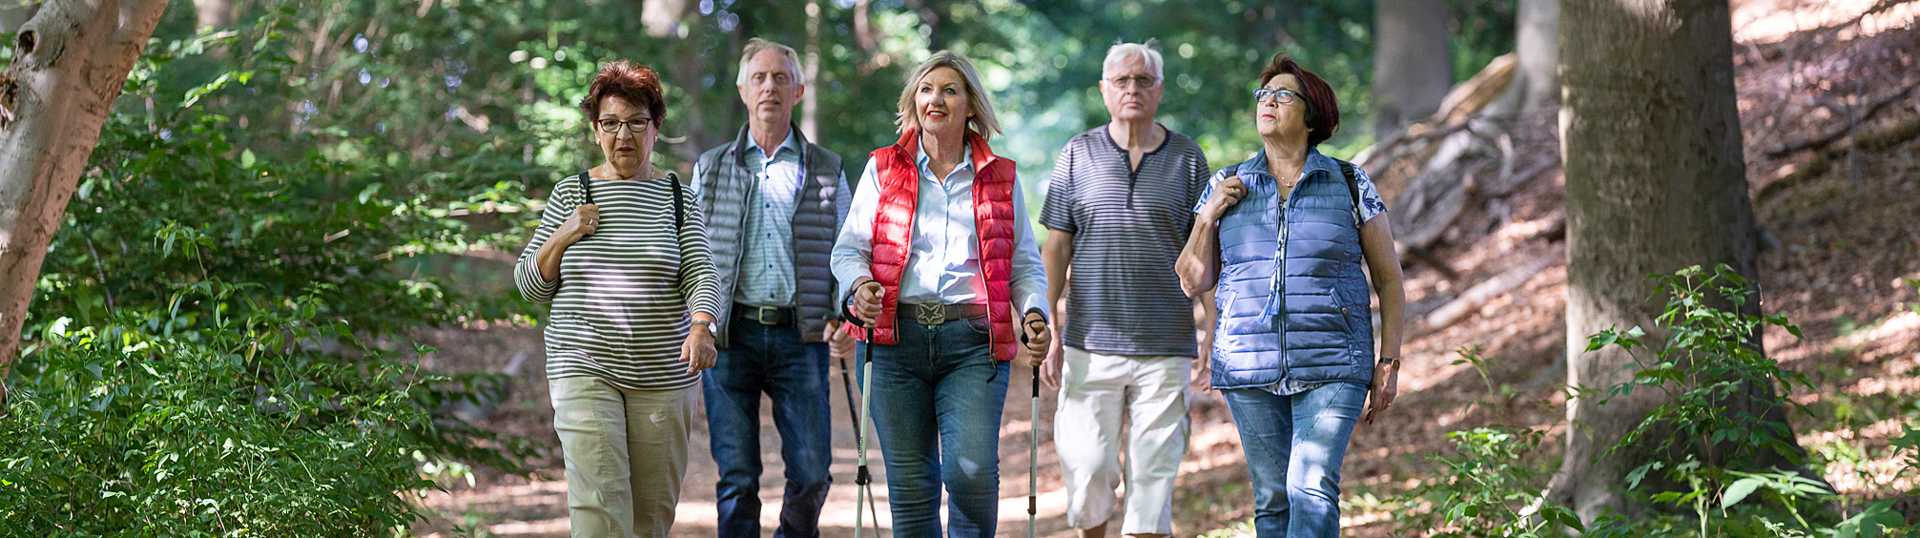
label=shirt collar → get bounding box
[749,128,800,161]
[914,138,975,176]
[1236,147,1339,185]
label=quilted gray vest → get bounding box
[694,124,846,345]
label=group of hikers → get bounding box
[514,36,1407,538]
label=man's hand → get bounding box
[826,320,856,361]
[1040,339,1064,389]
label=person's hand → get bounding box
[1362,358,1399,424]
[1199,176,1247,222]
[1190,355,1214,393]
[1019,313,1050,368]
[556,203,599,245]
[826,320,856,361]
[849,279,884,325]
[1040,338,1064,389]
[681,319,718,374]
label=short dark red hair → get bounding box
[580,60,666,129]
[1257,53,1340,147]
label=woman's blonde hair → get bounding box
[894,50,1001,139]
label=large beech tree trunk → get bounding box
[1549,0,1786,522]
[1372,0,1454,140]
[0,0,170,407]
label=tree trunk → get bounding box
[640,0,691,38]
[1549,0,1771,522]
[0,0,170,407]
[801,0,820,142]
[1371,0,1454,141]
[191,0,233,32]
[1487,0,1561,116]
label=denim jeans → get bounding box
[1222,382,1368,537]
[856,315,1010,538]
[702,317,833,538]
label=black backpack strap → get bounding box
[577,170,594,206]
[667,171,684,232]
[1336,160,1363,227]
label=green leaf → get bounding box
[1720,477,1764,510]
[240,149,256,169]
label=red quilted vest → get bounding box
[861,128,1019,361]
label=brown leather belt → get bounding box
[901,302,988,326]
[733,303,795,326]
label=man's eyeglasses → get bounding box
[1253,88,1302,105]
[596,118,653,135]
[1106,75,1158,89]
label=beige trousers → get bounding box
[549,377,694,538]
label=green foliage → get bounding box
[1401,427,1584,537]
[0,297,510,536]
[1594,265,1811,467]
[2,7,532,535]
[1400,265,1917,537]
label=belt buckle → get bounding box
[754,306,779,325]
[913,303,945,325]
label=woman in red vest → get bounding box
[830,50,1052,537]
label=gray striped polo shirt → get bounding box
[1040,125,1211,357]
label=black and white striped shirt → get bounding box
[514,175,721,391]
[1040,125,1212,357]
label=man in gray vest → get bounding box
[691,37,854,538]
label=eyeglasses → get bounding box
[1253,87,1302,105]
[595,117,653,135]
[1106,75,1158,89]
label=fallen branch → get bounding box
[1416,254,1556,334]
[1759,113,1920,202]
[1765,80,1919,158]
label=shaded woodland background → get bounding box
[0,0,1916,536]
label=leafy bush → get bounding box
[1398,265,1917,537]
[1,12,532,536]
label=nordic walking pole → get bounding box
[837,341,880,527]
[1022,329,1040,538]
[854,325,878,538]
[1029,360,1039,538]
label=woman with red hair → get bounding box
[513,60,720,537]
[1175,53,1407,537]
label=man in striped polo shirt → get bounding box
[1039,42,1212,538]
[690,38,854,538]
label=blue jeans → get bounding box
[702,318,833,538]
[856,316,1010,538]
[1222,383,1368,538]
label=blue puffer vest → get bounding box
[1210,149,1374,389]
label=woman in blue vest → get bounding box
[1175,52,1407,537]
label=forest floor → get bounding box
[414,1,1920,535]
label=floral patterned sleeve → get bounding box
[1353,166,1389,223]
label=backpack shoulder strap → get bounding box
[576,170,594,206]
[667,171,684,232]
[1336,160,1362,227]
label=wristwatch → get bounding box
[695,319,719,335]
[1377,356,1399,367]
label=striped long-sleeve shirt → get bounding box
[514,174,721,391]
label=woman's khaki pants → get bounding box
[550,377,694,537]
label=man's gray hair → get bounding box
[735,37,806,86]
[1102,40,1163,82]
